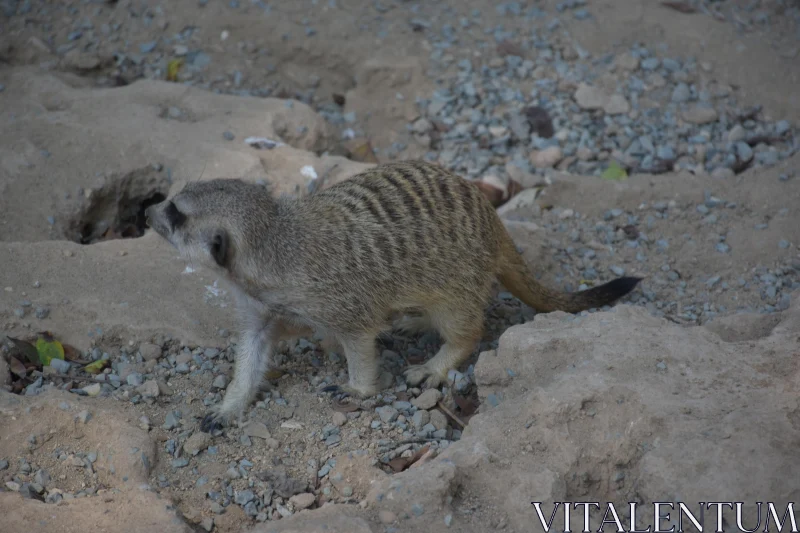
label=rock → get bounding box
[1,487,188,532]
[258,468,308,498]
[376,405,399,424]
[411,409,430,431]
[411,389,442,410]
[235,489,255,506]
[711,167,735,179]
[139,343,162,361]
[184,432,211,456]
[671,83,691,103]
[429,409,448,431]
[614,53,639,71]
[243,421,271,439]
[137,380,160,398]
[735,141,754,162]
[82,383,101,397]
[461,296,800,531]
[212,374,227,389]
[682,105,719,125]
[62,49,102,71]
[163,411,180,430]
[574,83,606,110]
[250,504,374,532]
[76,410,91,424]
[604,94,630,115]
[332,411,348,427]
[529,146,563,168]
[727,125,746,143]
[289,492,316,510]
[47,359,71,374]
[379,510,397,524]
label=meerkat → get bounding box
[145,160,641,432]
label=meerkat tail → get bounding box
[496,232,642,314]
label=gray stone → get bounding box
[411,409,430,431]
[429,409,449,431]
[163,412,180,430]
[139,343,162,361]
[235,490,256,506]
[411,389,442,410]
[243,421,270,439]
[48,359,71,374]
[671,83,691,103]
[376,406,399,424]
[184,432,212,456]
[212,374,228,389]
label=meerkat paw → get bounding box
[321,372,392,400]
[200,405,237,433]
[403,364,447,389]
[321,383,374,400]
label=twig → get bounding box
[436,401,466,429]
[33,372,97,383]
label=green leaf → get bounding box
[166,59,183,82]
[602,160,628,181]
[83,359,109,375]
[35,333,65,366]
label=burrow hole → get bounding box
[67,166,171,244]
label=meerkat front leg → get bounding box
[201,321,275,432]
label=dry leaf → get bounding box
[331,398,362,413]
[407,444,431,467]
[408,446,437,470]
[453,394,478,416]
[507,179,524,200]
[7,336,40,366]
[475,181,505,207]
[63,343,89,364]
[265,369,285,381]
[8,356,27,378]
[387,458,408,473]
[343,139,379,164]
[496,41,526,58]
[660,1,698,13]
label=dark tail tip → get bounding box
[606,276,644,296]
[576,276,643,311]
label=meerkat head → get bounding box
[145,178,275,274]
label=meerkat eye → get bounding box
[164,201,186,229]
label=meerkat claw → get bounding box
[200,413,224,433]
[320,384,352,401]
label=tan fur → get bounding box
[145,160,640,429]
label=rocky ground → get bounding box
[1,1,799,532]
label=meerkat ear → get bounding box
[210,229,229,267]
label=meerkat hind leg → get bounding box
[201,322,274,433]
[403,306,483,389]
